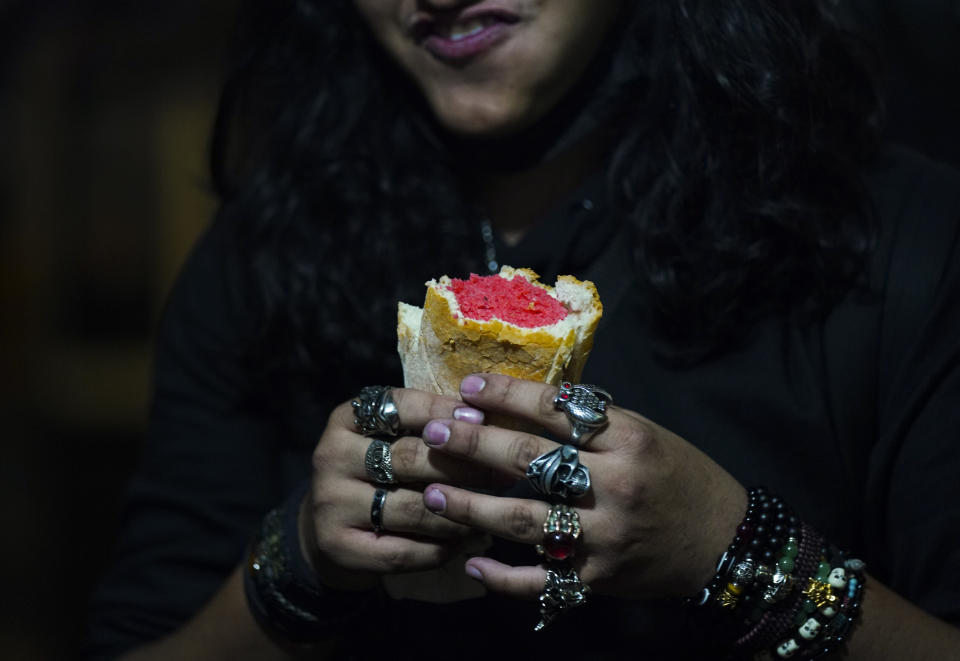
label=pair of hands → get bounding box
[301,373,747,602]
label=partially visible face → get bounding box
[351,0,625,137]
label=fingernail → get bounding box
[423,420,450,447]
[461,375,486,395]
[453,407,484,424]
[465,563,483,581]
[424,487,446,513]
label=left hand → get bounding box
[419,373,748,601]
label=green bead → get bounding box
[816,561,831,580]
[803,599,817,613]
[782,542,799,558]
[777,557,796,573]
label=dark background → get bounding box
[0,1,957,658]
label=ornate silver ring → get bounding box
[553,382,613,446]
[535,503,583,562]
[534,565,590,631]
[352,386,401,437]
[370,488,388,533]
[526,445,590,499]
[364,438,397,485]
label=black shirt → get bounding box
[85,145,960,659]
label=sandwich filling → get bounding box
[447,273,568,328]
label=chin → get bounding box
[430,96,541,139]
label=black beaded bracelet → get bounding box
[244,480,380,644]
[687,487,867,661]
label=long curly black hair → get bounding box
[210,0,882,393]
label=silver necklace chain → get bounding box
[479,197,595,276]
[480,218,499,274]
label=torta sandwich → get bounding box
[397,266,602,396]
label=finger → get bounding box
[330,387,485,434]
[465,557,545,600]
[458,374,619,448]
[422,418,560,479]
[335,527,459,574]
[423,485,550,545]
[349,434,507,488]
[320,480,472,540]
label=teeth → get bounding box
[441,18,490,41]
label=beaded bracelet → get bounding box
[688,487,801,612]
[770,549,866,659]
[687,487,865,660]
[244,480,380,644]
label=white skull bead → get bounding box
[821,605,837,617]
[799,617,822,640]
[828,567,847,589]
[777,639,800,658]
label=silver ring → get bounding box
[534,566,590,631]
[365,438,397,485]
[352,386,401,437]
[553,382,612,446]
[370,488,388,532]
[526,445,591,499]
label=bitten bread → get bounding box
[397,266,602,396]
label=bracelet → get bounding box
[687,487,866,660]
[244,480,379,644]
[771,550,866,659]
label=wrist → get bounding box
[685,487,867,660]
[245,480,381,644]
[296,482,378,592]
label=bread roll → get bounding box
[398,266,602,396]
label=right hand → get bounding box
[300,387,497,591]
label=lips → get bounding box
[412,9,520,61]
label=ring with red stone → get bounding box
[536,504,583,562]
[553,382,613,446]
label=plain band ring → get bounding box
[370,488,388,533]
[526,444,591,499]
[364,438,397,485]
[352,386,401,437]
[553,382,613,446]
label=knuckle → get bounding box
[396,492,425,523]
[504,503,539,539]
[508,434,544,472]
[538,386,558,419]
[379,545,413,574]
[458,421,484,459]
[491,376,521,408]
[430,394,458,420]
[388,439,419,474]
[608,473,646,506]
[621,420,659,456]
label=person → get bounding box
[85,0,960,659]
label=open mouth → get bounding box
[412,10,520,60]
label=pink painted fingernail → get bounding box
[453,407,484,424]
[424,488,446,513]
[423,420,450,447]
[465,563,483,581]
[461,375,486,395]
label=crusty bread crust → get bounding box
[397,267,601,397]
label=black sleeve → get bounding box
[864,148,960,623]
[83,221,294,658]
